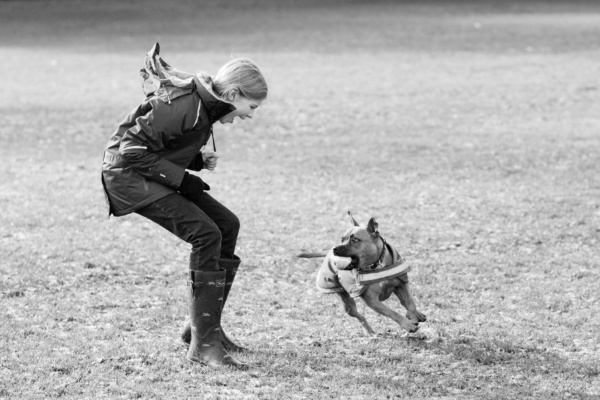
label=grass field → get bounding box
[1,0,600,398]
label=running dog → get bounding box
[306,212,426,336]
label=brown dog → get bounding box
[312,213,426,336]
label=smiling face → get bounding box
[219,92,262,124]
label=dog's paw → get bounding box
[402,321,419,333]
[407,310,427,323]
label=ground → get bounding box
[0,0,599,399]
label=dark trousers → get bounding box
[135,192,240,271]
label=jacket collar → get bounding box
[193,74,236,124]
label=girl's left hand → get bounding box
[202,151,219,171]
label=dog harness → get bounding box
[356,237,412,285]
[315,241,409,298]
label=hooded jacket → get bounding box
[101,74,235,216]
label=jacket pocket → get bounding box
[102,151,174,215]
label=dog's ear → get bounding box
[348,210,360,227]
[366,217,379,235]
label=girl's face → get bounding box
[219,93,262,124]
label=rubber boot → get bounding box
[216,257,246,352]
[186,269,245,369]
[181,257,245,352]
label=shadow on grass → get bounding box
[250,332,599,397]
[401,334,599,375]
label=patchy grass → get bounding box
[1,0,599,399]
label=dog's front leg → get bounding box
[362,290,419,333]
[336,292,376,336]
[394,282,427,323]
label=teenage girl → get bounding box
[101,51,267,369]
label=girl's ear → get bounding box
[226,89,239,102]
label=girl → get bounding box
[101,44,268,369]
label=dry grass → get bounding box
[1,1,599,399]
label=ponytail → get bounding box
[213,58,268,101]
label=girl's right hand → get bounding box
[202,151,219,171]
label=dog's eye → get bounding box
[351,237,359,243]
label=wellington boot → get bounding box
[185,269,246,369]
[181,257,246,352]
[220,328,245,353]
[181,317,246,353]
[214,257,246,352]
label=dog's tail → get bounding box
[297,252,327,258]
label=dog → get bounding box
[303,212,426,336]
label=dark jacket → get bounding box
[101,75,235,216]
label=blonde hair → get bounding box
[213,58,268,101]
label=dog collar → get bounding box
[364,236,388,271]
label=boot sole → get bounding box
[186,354,248,370]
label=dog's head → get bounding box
[333,212,381,270]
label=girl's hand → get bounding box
[202,151,219,171]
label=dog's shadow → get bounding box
[383,329,595,378]
[251,329,596,397]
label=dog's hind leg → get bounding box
[393,282,427,323]
[336,292,376,336]
[362,290,419,333]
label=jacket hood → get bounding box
[193,73,236,124]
